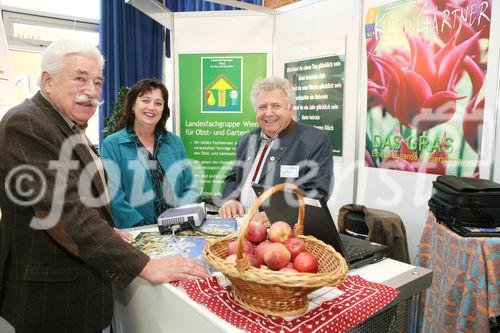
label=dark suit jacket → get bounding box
[222,121,334,201]
[0,92,149,333]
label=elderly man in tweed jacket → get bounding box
[0,38,207,333]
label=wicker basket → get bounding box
[204,183,348,316]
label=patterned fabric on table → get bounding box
[178,274,399,333]
[416,213,500,333]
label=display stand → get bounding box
[113,225,432,333]
[416,212,500,332]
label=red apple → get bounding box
[283,237,306,260]
[267,221,293,243]
[246,221,267,244]
[244,253,262,268]
[255,240,272,263]
[227,239,254,255]
[279,267,298,273]
[263,243,291,270]
[293,252,318,273]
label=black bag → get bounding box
[429,175,500,227]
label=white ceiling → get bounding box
[0,0,100,20]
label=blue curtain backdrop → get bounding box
[99,0,262,144]
[165,0,260,11]
[99,0,163,143]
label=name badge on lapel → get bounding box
[280,165,299,178]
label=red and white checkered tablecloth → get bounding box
[178,274,399,333]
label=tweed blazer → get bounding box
[222,121,334,201]
[0,92,149,333]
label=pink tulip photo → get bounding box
[365,0,490,177]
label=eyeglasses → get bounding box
[256,103,285,113]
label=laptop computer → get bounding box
[252,184,390,269]
[446,223,500,237]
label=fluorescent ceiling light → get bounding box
[125,0,173,29]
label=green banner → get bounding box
[284,55,345,156]
[179,53,267,197]
[202,57,242,113]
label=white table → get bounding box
[113,227,432,333]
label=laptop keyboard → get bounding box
[343,243,372,261]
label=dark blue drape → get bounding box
[99,0,262,143]
[99,0,163,143]
[166,0,261,11]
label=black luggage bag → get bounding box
[428,175,500,228]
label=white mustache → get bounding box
[74,95,102,107]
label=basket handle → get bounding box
[235,183,305,271]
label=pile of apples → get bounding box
[225,221,319,273]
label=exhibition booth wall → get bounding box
[170,0,500,260]
[358,0,500,259]
[2,0,498,260]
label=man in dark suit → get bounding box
[0,38,208,333]
[219,77,334,218]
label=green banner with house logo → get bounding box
[202,57,242,113]
[179,53,267,198]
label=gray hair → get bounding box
[39,38,104,84]
[250,76,296,106]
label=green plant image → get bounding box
[102,86,129,138]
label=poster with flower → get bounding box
[365,0,491,177]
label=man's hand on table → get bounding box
[218,200,244,218]
[140,256,210,283]
[218,200,271,227]
[114,227,134,242]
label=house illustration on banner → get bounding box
[203,73,240,112]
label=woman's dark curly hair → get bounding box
[118,78,170,133]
